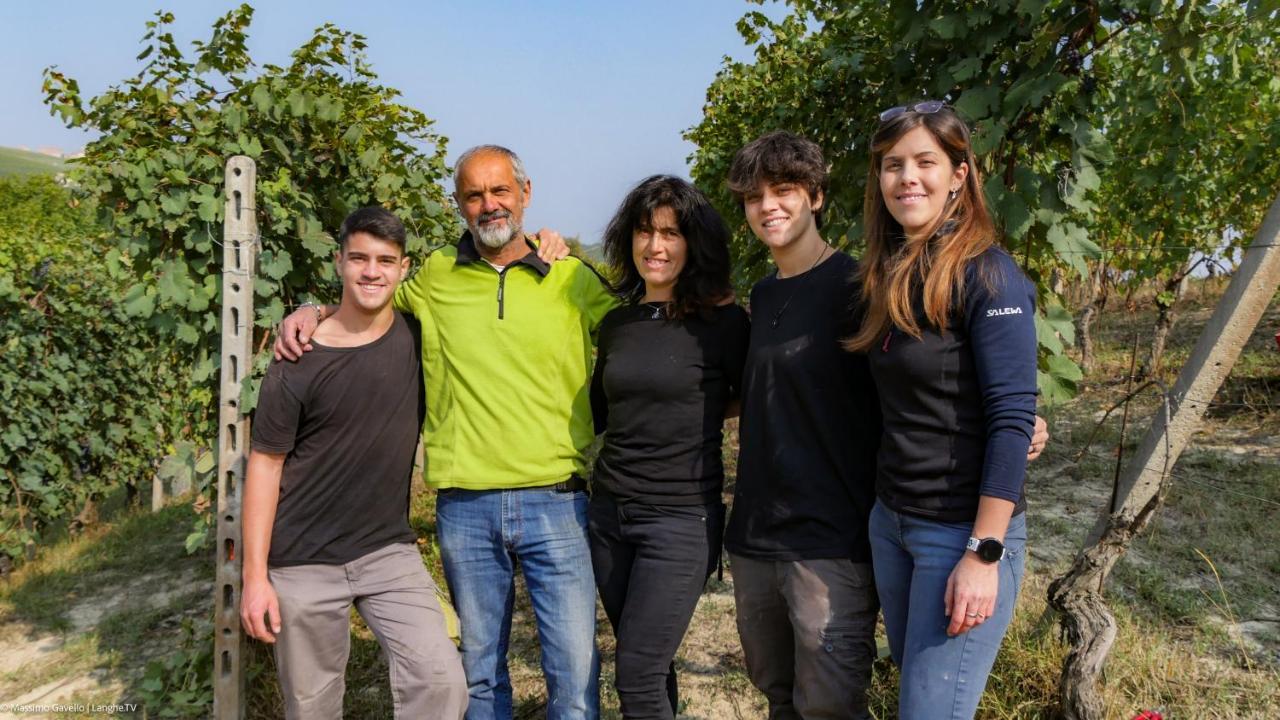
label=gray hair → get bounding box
[453,145,528,192]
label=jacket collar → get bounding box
[455,231,550,277]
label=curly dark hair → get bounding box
[601,175,733,319]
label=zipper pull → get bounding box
[496,273,506,320]
[881,329,892,352]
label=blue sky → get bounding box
[0,1,787,243]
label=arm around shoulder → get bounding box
[273,303,335,362]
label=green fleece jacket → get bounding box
[394,233,617,490]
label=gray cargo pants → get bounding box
[268,542,468,719]
[730,555,878,720]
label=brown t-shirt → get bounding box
[252,312,422,566]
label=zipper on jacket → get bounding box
[496,267,508,320]
[882,329,892,352]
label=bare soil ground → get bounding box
[0,509,211,718]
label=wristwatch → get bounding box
[966,536,1006,563]
[299,302,325,324]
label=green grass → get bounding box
[0,503,214,716]
[0,503,209,632]
[1125,452,1280,627]
[0,146,67,177]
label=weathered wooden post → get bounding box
[1048,190,1280,719]
[214,156,257,720]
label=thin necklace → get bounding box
[770,244,830,329]
[643,300,669,319]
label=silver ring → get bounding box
[965,612,978,618]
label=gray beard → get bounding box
[471,217,521,249]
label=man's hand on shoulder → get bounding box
[240,574,282,644]
[534,228,572,264]
[273,304,326,361]
[1027,415,1049,461]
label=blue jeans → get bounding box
[868,500,1027,720]
[437,487,600,720]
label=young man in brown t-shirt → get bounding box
[240,207,466,720]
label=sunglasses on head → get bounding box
[878,100,947,123]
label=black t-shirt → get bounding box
[590,302,750,505]
[251,312,423,566]
[724,251,881,562]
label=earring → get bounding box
[949,189,958,201]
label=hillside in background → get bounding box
[0,147,67,177]
[579,242,605,266]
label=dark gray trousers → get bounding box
[730,554,878,720]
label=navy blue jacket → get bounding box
[866,247,1037,522]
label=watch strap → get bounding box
[299,302,325,324]
[967,536,1006,562]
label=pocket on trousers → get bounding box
[536,489,589,532]
[817,619,877,678]
[1003,541,1027,591]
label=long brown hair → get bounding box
[846,106,997,352]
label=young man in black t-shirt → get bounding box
[240,208,466,720]
[722,131,882,720]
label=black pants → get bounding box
[587,492,724,720]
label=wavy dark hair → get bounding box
[726,130,830,229]
[601,175,733,319]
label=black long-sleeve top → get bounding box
[867,247,1038,522]
[590,302,751,505]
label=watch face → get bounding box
[976,538,1004,563]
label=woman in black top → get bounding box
[847,102,1038,719]
[588,175,749,720]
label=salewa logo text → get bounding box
[986,307,1024,317]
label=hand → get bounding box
[240,575,282,644]
[1027,415,1049,461]
[944,553,999,636]
[533,228,571,263]
[273,306,320,361]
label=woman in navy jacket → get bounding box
[846,102,1039,719]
